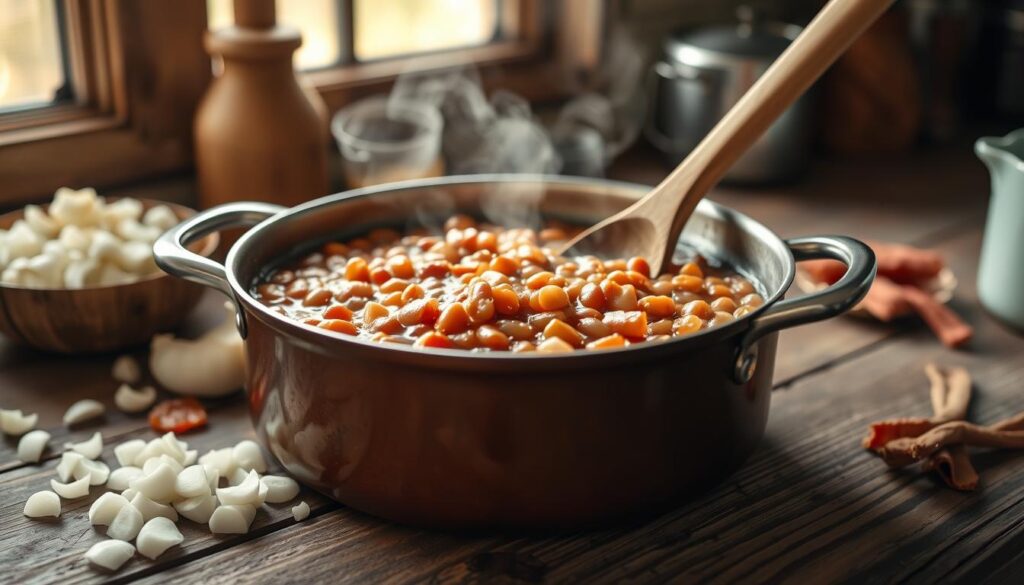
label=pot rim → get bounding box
[222,175,795,371]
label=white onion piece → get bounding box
[136,517,184,560]
[89,492,130,525]
[63,399,105,426]
[208,505,255,534]
[292,501,310,522]
[232,440,267,473]
[114,384,156,413]
[131,493,178,522]
[143,454,183,476]
[216,470,261,505]
[183,449,198,466]
[55,452,85,482]
[114,439,145,467]
[24,204,60,238]
[17,429,50,463]
[198,448,237,477]
[175,465,211,498]
[107,466,143,491]
[227,467,248,486]
[256,478,269,506]
[160,432,186,463]
[0,409,38,436]
[132,438,171,467]
[50,475,90,499]
[121,487,138,501]
[260,475,300,504]
[73,458,110,486]
[84,539,135,571]
[111,355,141,384]
[203,464,220,492]
[66,431,103,459]
[143,205,179,231]
[129,462,177,503]
[23,491,61,518]
[107,502,144,541]
[174,494,218,524]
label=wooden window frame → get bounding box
[0,0,605,206]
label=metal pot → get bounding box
[647,9,811,184]
[154,176,874,529]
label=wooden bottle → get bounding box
[194,0,328,209]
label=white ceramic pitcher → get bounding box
[976,128,1024,330]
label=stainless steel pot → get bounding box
[154,176,874,529]
[647,9,811,184]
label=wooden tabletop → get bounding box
[3,144,1023,584]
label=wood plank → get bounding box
[129,225,1024,584]
[0,399,335,585]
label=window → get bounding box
[207,0,342,70]
[0,0,67,112]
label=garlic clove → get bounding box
[73,458,110,486]
[156,453,184,475]
[232,440,267,473]
[107,466,143,491]
[260,475,300,504]
[198,447,237,477]
[89,492,130,526]
[175,465,211,499]
[227,467,249,486]
[50,475,90,499]
[216,470,261,505]
[132,438,170,467]
[0,409,38,436]
[174,494,218,524]
[24,205,60,238]
[183,449,198,466]
[130,492,178,522]
[160,432,186,463]
[114,439,146,467]
[121,487,138,501]
[208,504,256,534]
[142,205,179,232]
[136,517,184,560]
[149,302,245,398]
[63,399,105,426]
[17,430,50,463]
[23,491,61,518]
[107,501,144,541]
[292,501,310,522]
[203,463,220,492]
[65,431,103,459]
[102,197,143,227]
[256,477,269,506]
[55,451,86,482]
[114,384,156,413]
[111,355,141,385]
[84,539,135,571]
[129,462,178,503]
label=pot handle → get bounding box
[733,235,876,383]
[153,201,286,336]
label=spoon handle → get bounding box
[651,0,895,268]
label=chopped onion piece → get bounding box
[63,399,105,426]
[107,502,144,541]
[111,355,141,384]
[175,465,211,498]
[114,384,156,413]
[73,458,110,486]
[23,490,61,518]
[160,432,186,463]
[183,449,198,466]
[0,409,38,436]
[198,448,237,477]
[132,438,170,467]
[55,452,85,482]
[174,494,217,524]
[216,470,261,505]
[142,454,183,476]
[208,504,255,534]
[292,501,310,522]
[89,492,130,525]
[232,440,267,473]
[65,431,103,459]
[50,475,90,499]
[129,462,178,503]
[131,492,178,522]
[227,467,248,486]
[107,466,143,491]
[84,539,135,571]
[121,487,138,501]
[114,439,146,467]
[17,430,50,463]
[260,475,300,504]
[136,517,184,560]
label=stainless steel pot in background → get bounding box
[646,8,812,184]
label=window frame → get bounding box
[0,0,605,207]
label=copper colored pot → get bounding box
[154,176,874,529]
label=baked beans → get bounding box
[253,216,764,353]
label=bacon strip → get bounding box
[866,240,944,285]
[878,418,1024,468]
[922,445,979,491]
[901,285,973,348]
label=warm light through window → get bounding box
[353,0,498,61]
[0,0,65,111]
[207,0,342,71]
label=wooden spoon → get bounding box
[560,0,895,274]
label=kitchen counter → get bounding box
[3,144,1023,584]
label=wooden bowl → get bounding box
[0,199,218,354]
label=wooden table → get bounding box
[3,145,1022,584]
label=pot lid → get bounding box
[664,6,800,68]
